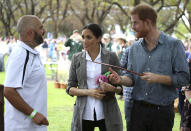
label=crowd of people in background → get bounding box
[0,28,136,75]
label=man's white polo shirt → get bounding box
[4,40,47,131]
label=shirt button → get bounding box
[145,93,148,96]
[149,56,151,58]
[147,68,150,71]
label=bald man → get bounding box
[4,15,49,131]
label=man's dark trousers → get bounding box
[130,100,174,131]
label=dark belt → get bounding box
[134,100,173,109]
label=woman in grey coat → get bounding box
[66,23,123,131]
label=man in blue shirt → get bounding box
[109,3,190,131]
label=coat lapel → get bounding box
[101,48,110,74]
[80,51,87,89]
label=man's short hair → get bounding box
[131,3,157,25]
[17,15,39,37]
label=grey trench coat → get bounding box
[67,47,123,131]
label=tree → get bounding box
[0,0,48,37]
[47,0,70,38]
[0,0,17,36]
[0,0,190,40]
[180,0,191,34]
[70,0,114,27]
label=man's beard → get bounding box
[135,29,148,38]
[34,31,44,45]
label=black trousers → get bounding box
[82,119,106,131]
[129,100,174,131]
[82,109,107,131]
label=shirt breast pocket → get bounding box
[156,55,171,73]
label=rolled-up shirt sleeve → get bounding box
[123,46,135,86]
[125,63,135,86]
[170,40,190,87]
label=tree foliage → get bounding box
[0,0,190,39]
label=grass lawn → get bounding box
[46,81,181,131]
[0,62,181,131]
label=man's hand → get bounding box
[32,112,49,126]
[88,88,105,100]
[108,67,121,84]
[141,72,159,83]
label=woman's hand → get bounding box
[99,79,115,92]
[88,88,105,100]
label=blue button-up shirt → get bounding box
[126,32,190,106]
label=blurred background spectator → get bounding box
[64,30,83,60]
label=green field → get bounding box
[0,68,181,131]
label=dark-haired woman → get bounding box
[66,23,123,131]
